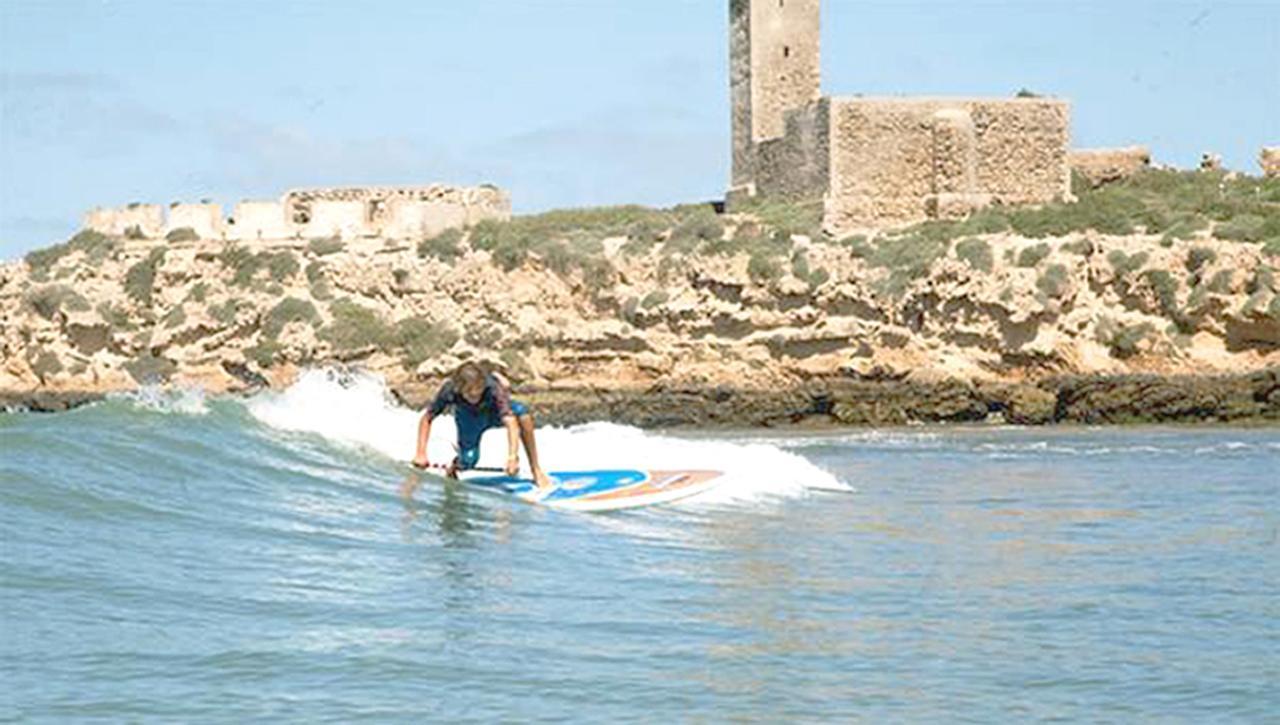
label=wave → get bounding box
[244,368,850,506]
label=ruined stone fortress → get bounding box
[77,1,1273,245]
[729,0,1073,233]
[84,184,511,243]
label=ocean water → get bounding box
[2,370,1277,722]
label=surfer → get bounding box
[411,361,553,492]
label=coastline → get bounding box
[6,369,1277,427]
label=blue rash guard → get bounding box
[427,374,529,470]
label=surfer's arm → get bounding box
[413,412,433,467]
[503,415,520,475]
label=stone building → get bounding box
[728,0,1072,233]
[85,184,511,243]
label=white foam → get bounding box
[245,368,849,505]
[121,384,209,415]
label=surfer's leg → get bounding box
[513,401,551,490]
[453,405,485,473]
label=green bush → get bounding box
[124,248,166,305]
[24,284,90,319]
[207,300,246,326]
[96,302,135,331]
[1185,246,1217,275]
[732,196,824,239]
[1214,214,1267,242]
[747,250,783,283]
[1247,266,1276,295]
[263,298,319,338]
[124,225,147,240]
[1107,250,1149,277]
[1016,243,1052,268]
[307,236,344,256]
[265,251,298,282]
[1206,269,1234,294]
[320,299,393,352]
[955,237,993,273]
[25,229,117,279]
[641,290,669,309]
[842,235,874,259]
[29,348,63,381]
[1061,238,1094,256]
[1262,238,1280,257]
[418,228,464,262]
[305,261,332,300]
[245,340,284,368]
[187,282,209,303]
[1096,317,1154,358]
[1141,269,1179,315]
[162,305,186,329]
[1036,264,1070,298]
[165,227,200,243]
[396,316,459,367]
[219,245,260,286]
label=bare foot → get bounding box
[533,469,553,492]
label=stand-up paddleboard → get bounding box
[450,468,725,512]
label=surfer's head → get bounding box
[453,361,486,404]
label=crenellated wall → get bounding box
[166,203,225,239]
[83,204,165,238]
[821,97,1071,232]
[1262,147,1280,178]
[226,201,290,242]
[81,184,511,244]
[1069,146,1151,188]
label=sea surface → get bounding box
[2,370,1277,722]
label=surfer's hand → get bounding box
[505,455,519,476]
[411,454,429,469]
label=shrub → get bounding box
[305,261,332,300]
[207,300,246,326]
[1016,243,1051,268]
[1214,214,1267,242]
[1161,215,1208,243]
[245,340,284,368]
[29,349,63,381]
[1206,269,1234,294]
[307,236,344,256]
[162,305,186,329]
[1185,246,1217,275]
[1061,238,1094,256]
[1107,250,1149,277]
[641,290,669,309]
[165,227,200,243]
[1247,266,1276,295]
[498,349,533,380]
[320,299,392,352]
[1262,238,1280,257]
[1141,269,1179,315]
[732,196,824,239]
[1096,317,1154,358]
[124,225,147,240]
[1036,264,1070,298]
[265,251,299,282]
[418,228,464,262]
[1269,295,1280,320]
[25,229,117,279]
[955,238,993,273]
[263,298,319,338]
[24,284,90,319]
[620,296,641,323]
[187,282,209,303]
[124,248,166,305]
[396,316,459,367]
[123,352,176,384]
[747,250,783,283]
[668,209,725,250]
[842,235,874,259]
[219,245,260,286]
[96,302,135,331]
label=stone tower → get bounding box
[729,0,821,195]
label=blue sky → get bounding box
[1,0,1276,259]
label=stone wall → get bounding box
[753,99,830,202]
[729,0,821,192]
[1262,147,1280,178]
[300,200,367,240]
[284,184,510,239]
[1069,146,1151,188]
[823,97,1071,232]
[226,201,290,242]
[166,203,224,239]
[83,204,165,238]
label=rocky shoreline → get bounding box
[7,369,1277,428]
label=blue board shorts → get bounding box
[455,399,529,470]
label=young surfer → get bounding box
[411,361,553,492]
